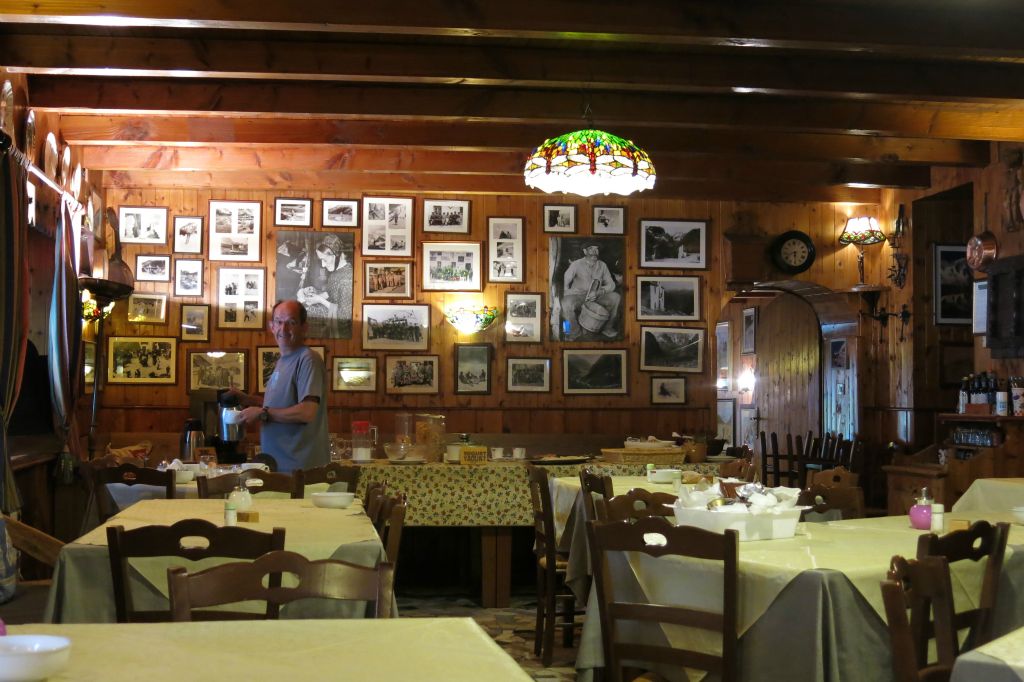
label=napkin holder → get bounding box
[459,445,488,465]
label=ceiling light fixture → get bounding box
[524,129,656,197]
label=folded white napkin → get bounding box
[747,487,801,515]
[676,482,723,509]
[166,459,183,470]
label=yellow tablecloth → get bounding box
[9,618,532,681]
[951,625,1024,682]
[953,478,1024,512]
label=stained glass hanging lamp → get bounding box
[524,128,656,197]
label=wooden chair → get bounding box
[797,484,865,521]
[527,464,584,667]
[916,520,1010,650]
[374,492,407,572]
[579,467,614,525]
[296,462,360,493]
[717,456,755,482]
[0,515,64,623]
[85,462,176,522]
[587,516,739,682]
[880,555,956,682]
[168,550,394,621]
[807,465,859,488]
[758,431,798,488]
[364,479,388,525]
[196,469,302,499]
[598,488,676,523]
[106,519,286,622]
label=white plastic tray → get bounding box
[673,506,803,541]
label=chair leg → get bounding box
[542,566,556,666]
[534,564,544,657]
[561,590,576,648]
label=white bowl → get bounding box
[174,469,195,484]
[1012,506,1024,524]
[0,635,71,682]
[649,468,682,484]
[311,491,355,509]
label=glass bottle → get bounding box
[909,487,933,530]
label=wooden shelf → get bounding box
[936,413,1024,423]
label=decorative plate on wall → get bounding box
[43,132,58,180]
[0,81,13,137]
[22,109,35,157]
[60,144,72,188]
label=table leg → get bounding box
[480,526,512,608]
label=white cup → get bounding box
[490,447,505,460]
[512,447,526,460]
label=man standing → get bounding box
[561,241,621,340]
[231,300,328,472]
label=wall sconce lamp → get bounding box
[838,216,886,286]
[737,367,756,394]
[861,290,912,343]
[445,305,500,335]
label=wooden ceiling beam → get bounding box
[32,77,1024,140]
[2,1,1023,60]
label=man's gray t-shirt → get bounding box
[262,346,328,472]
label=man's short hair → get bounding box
[272,299,308,324]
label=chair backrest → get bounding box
[797,484,865,521]
[296,462,360,492]
[526,465,558,569]
[880,555,957,682]
[196,470,302,499]
[598,488,676,523]
[916,520,1010,649]
[807,465,859,488]
[106,519,286,622]
[167,550,394,621]
[1,515,64,568]
[758,431,798,488]
[364,479,389,525]
[579,467,614,525]
[587,516,739,682]
[375,493,407,571]
[717,456,754,481]
[88,462,176,522]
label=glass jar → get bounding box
[415,414,447,460]
[394,412,414,444]
[909,487,933,530]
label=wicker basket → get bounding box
[600,447,687,465]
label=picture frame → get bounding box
[506,357,551,393]
[640,219,708,269]
[364,262,413,299]
[321,198,359,228]
[934,244,972,325]
[126,293,167,324]
[275,231,354,339]
[543,204,577,233]
[174,258,204,297]
[739,406,758,449]
[385,354,440,394]
[488,217,525,283]
[188,350,247,392]
[362,303,430,351]
[563,349,628,394]
[83,340,95,393]
[216,267,265,330]
[332,356,377,392]
[549,236,626,342]
[636,275,701,321]
[505,291,543,343]
[208,200,262,262]
[107,336,177,385]
[973,279,988,335]
[454,343,492,394]
[256,346,326,392]
[135,254,170,282]
[421,241,482,291]
[715,321,731,392]
[172,215,203,254]
[716,398,736,447]
[593,206,626,235]
[423,199,471,233]
[118,206,168,245]
[651,376,686,404]
[180,303,210,342]
[830,338,849,370]
[362,196,413,257]
[640,326,704,373]
[741,307,757,354]
[274,197,312,227]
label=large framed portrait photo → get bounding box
[362,303,430,351]
[640,219,707,269]
[640,326,704,373]
[422,241,482,291]
[107,336,177,385]
[549,236,625,342]
[423,199,470,233]
[275,231,354,339]
[209,200,262,262]
[563,349,628,395]
[118,206,168,245]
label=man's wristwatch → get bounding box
[260,407,270,423]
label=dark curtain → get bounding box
[48,200,84,466]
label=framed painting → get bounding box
[421,241,482,291]
[274,197,312,227]
[549,236,625,342]
[715,321,731,392]
[385,355,440,394]
[188,350,246,392]
[118,206,168,245]
[423,199,471,233]
[640,326,704,373]
[107,336,177,385]
[651,376,686,404]
[563,349,628,395]
[362,196,413,257]
[593,205,626,235]
[543,204,576,233]
[934,244,972,325]
[275,231,354,339]
[505,291,543,343]
[739,406,758,449]
[741,307,757,354]
[488,217,525,283]
[636,275,700,321]
[174,258,204,297]
[640,219,707,269]
[454,343,491,394]
[332,357,377,392]
[716,398,736,447]
[364,262,413,299]
[973,279,988,335]
[135,254,170,282]
[180,303,210,342]
[216,267,265,330]
[127,292,167,324]
[830,338,849,369]
[323,198,359,227]
[506,357,551,393]
[208,200,262,262]
[172,215,203,254]
[362,303,430,351]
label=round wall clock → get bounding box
[770,230,816,275]
[966,230,998,271]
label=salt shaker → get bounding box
[930,503,945,533]
[224,501,237,527]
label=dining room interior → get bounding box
[1,2,1024,681]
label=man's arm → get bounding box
[239,397,318,425]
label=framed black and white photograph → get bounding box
[173,215,203,254]
[385,355,439,394]
[135,254,170,282]
[741,307,757,354]
[188,350,246,392]
[332,357,377,392]
[454,343,491,394]
[180,303,210,342]
[362,303,430,351]
[506,357,551,393]
[593,206,626,235]
[488,217,525,283]
[118,206,168,245]
[543,204,577,233]
[563,349,628,395]
[973,279,988,335]
[636,276,700,321]
[127,293,167,324]
[640,326,704,373]
[322,198,359,227]
[83,341,95,394]
[424,199,471,233]
[716,398,736,447]
[549,236,625,342]
[107,336,177,385]
[174,258,204,297]
[274,197,312,227]
[715,321,731,392]
[422,241,482,291]
[276,231,354,339]
[934,244,972,325]
[216,267,265,330]
[362,196,413,257]
[365,262,413,299]
[256,346,325,392]
[739,406,758,449]
[505,291,543,343]
[651,376,686,404]
[640,219,707,269]
[209,200,262,262]
[830,338,849,370]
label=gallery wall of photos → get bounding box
[91,187,861,437]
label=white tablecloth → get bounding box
[953,478,1024,512]
[951,625,1024,682]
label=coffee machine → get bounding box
[213,388,246,464]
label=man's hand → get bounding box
[239,406,265,424]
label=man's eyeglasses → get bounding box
[272,318,301,328]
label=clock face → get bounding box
[780,238,810,266]
[770,230,816,275]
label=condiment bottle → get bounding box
[224,500,237,526]
[909,488,933,530]
[352,420,374,461]
[930,503,945,533]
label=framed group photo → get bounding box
[216,267,265,329]
[180,303,210,342]
[385,355,440,394]
[505,291,543,343]
[423,199,470,233]
[363,196,413,257]
[332,357,377,392]
[323,198,359,227]
[454,343,491,394]
[362,303,430,351]
[127,293,167,324]
[506,357,551,393]
[118,206,168,245]
[188,350,246,392]
[563,349,628,395]
[209,200,262,262]
[640,219,707,269]
[173,216,203,254]
[174,258,204,297]
[488,217,525,283]
[422,241,482,291]
[107,336,177,385]
[636,276,700,321]
[274,197,312,227]
[364,262,413,299]
[640,326,704,373]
